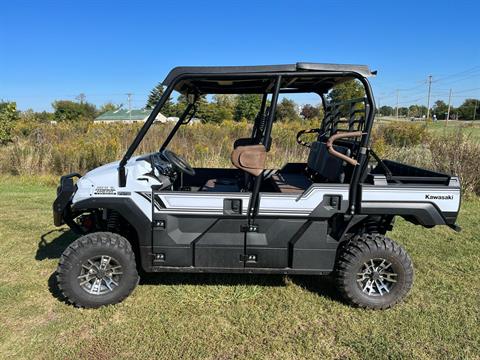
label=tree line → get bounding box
[379,99,478,120]
[144,83,326,124]
[0,79,478,144]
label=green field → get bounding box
[376,117,480,142]
[425,121,480,141]
[0,178,479,359]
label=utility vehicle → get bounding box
[53,63,461,309]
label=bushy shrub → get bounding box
[429,131,480,195]
[376,121,427,147]
[0,102,19,144]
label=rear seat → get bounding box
[307,141,351,183]
[272,141,351,193]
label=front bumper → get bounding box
[53,173,81,226]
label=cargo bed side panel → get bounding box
[360,183,460,226]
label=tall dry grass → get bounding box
[0,119,478,195]
[0,120,316,175]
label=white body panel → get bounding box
[155,185,350,216]
[71,154,458,221]
[72,156,162,221]
[362,185,461,213]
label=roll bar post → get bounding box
[118,84,175,187]
[263,76,281,150]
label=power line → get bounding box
[397,97,424,105]
[435,66,480,82]
[435,72,480,86]
[450,87,480,94]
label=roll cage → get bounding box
[118,63,377,214]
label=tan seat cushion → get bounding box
[231,144,266,177]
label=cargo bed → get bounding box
[362,160,461,227]
[370,159,451,185]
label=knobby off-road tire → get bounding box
[335,233,414,310]
[57,232,139,308]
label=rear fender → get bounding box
[360,201,448,227]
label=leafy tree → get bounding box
[300,104,321,120]
[379,106,394,116]
[195,102,232,123]
[170,94,209,120]
[145,83,175,116]
[17,109,52,124]
[52,100,97,122]
[328,80,365,104]
[213,94,237,111]
[0,101,19,143]
[408,104,428,118]
[99,102,119,114]
[397,107,409,117]
[207,95,236,122]
[327,80,365,117]
[276,98,300,121]
[234,94,262,121]
[408,105,420,117]
[458,99,479,120]
[33,111,54,123]
[432,100,448,120]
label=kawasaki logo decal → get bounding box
[425,194,453,200]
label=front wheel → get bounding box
[335,234,414,309]
[57,232,139,308]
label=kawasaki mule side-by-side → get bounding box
[53,63,461,309]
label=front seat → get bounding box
[231,144,267,178]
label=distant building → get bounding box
[94,108,176,124]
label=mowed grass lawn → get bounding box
[376,117,480,141]
[0,178,479,359]
[426,120,480,141]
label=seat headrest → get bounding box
[231,144,266,177]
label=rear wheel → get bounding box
[335,233,414,309]
[57,232,139,308]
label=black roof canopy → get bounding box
[162,62,376,95]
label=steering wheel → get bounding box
[161,150,196,176]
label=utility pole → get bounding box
[395,89,399,119]
[474,100,478,121]
[426,75,432,120]
[126,93,133,122]
[446,88,452,126]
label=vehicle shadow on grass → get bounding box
[37,229,80,305]
[36,228,80,261]
[39,229,341,305]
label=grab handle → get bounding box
[326,131,364,166]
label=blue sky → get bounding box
[1,0,479,111]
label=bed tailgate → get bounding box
[360,178,461,227]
